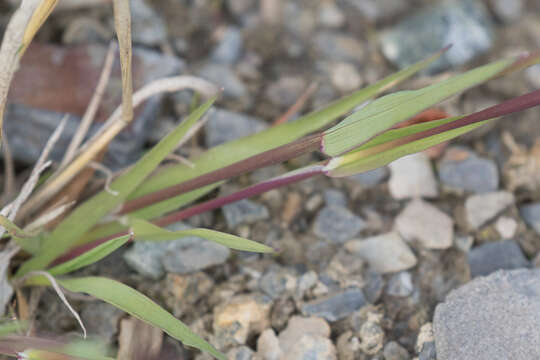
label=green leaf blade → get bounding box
[128,50,446,201]
[57,276,225,360]
[16,98,216,277]
[48,234,131,276]
[322,59,513,156]
[131,218,274,253]
[325,117,490,177]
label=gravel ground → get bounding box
[2,0,540,359]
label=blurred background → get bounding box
[1,1,540,359]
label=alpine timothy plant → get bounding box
[0,1,540,359]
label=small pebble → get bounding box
[223,199,270,229]
[301,288,367,322]
[346,233,418,274]
[386,271,414,297]
[438,147,499,194]
[395,199,454,250]
[468,240,529,277]
[330,62,363,93]
[313,206,367,244]
[520,202,540,235]
[388,153,438,200]
[383,341,410,360]
[465,191,515,229]
[494,216,518,239]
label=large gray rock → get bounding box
[434,269,540,360]
[379,0,493,74]
[468,240,529,277]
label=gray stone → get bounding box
[438,147,499,193]
[344,0,408,23]
[346,233,418,274]
[205,108,267,148]
[383,341,410,360]
[329,62,363,93]
[395,199,454,250]
[258,266,297,299]
[278,316,331,353]
[318,1,346,28]
[130,0,167,46]
[4,45,183,169]
[489,0,523,23]
[323,189,347,208]
[265,76,307,108]
[81,302,124,344]
[388,153,438,200]
[211,26,244,65]
[257,329,282,360]
[433,269,540,360]
[419,342,437,360]
[465,191,515,229]
[386,272,414,297]
[468,240,529,277]
[198,63,247,98]
[227,346,255,360]
[227,0,256,17]
[363,269,385,304]
[313,206,367,244]
[520,203,540,235]
[349,167,389,187]
[124,222,231,278]
[312,31,365,63]
[301,287,367,322]
[525,65,540,89]
[379,0,493,74]
[123,241,168,280]
[162,236,230,275]
[284,334,337,360]
[222,199,270,229]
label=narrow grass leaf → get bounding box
[56,276,225,360]
[128,49,446,200]
[325,117,489,177]
[48,234,131,276]
[16,99,215,277]
[322,58,513,156]
[131,218,273,253]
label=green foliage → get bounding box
[130,218,274,253]
[16,98,216,277]
[57,276,225,360]
[322,59,511,156]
